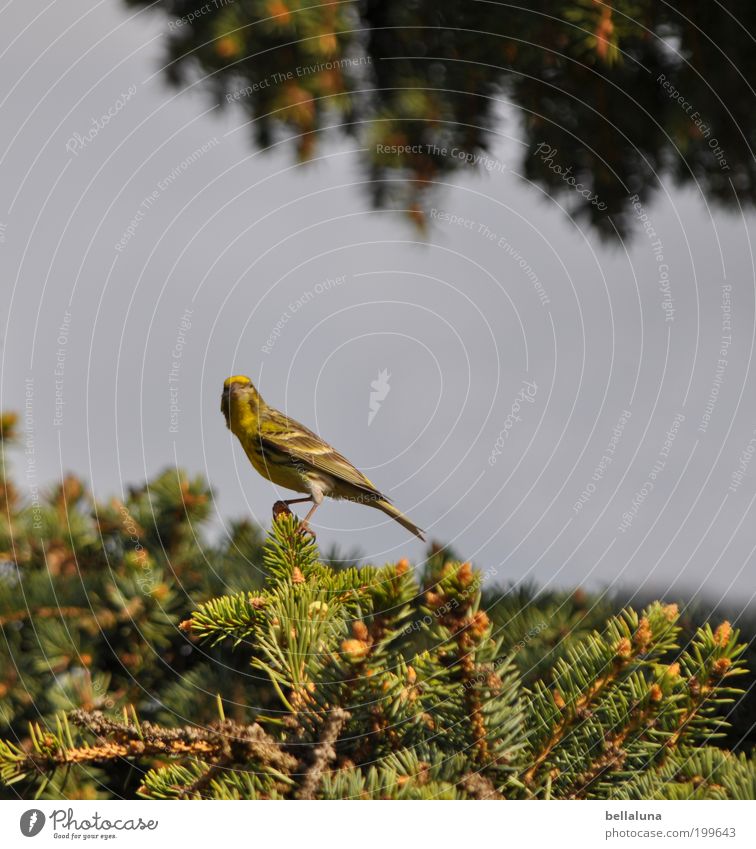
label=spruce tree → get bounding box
[122,0,756,239]
[1,408,753,799]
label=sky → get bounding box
[2,1,756,609]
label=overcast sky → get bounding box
[2,1,756,610]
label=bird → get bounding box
[221,375,425,540]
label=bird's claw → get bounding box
[272,501,316,539]
[298,521,316,540]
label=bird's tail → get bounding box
[373,499,425,541]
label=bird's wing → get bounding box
[260,412,388,500]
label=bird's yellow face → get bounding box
[221,375,253,428]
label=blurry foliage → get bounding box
[0,413,270,797]
[0,413,754,798]
[123,0,756,238]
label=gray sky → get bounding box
[2,1,756,609]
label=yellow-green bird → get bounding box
[221,375,425,540]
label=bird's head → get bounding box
[221,375,258,428]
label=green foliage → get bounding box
[611,748,756,801]
[0,417,270,797]
[0,417,753,799]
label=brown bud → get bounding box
[291,567,305,584]
[267,1,292,26]
[215,35,243,59]
[633,617,653,651]
[666,662,681,680]
[470,611,490,639]
[661,603,679,622]
[649,683,663,703]
[552,689,566,710]
[395,558,410,576]
[0,412,19,441]
[457,562,474,586]
[150,583,169,601]
[406,666,417,685]
[713,621,732,648]
[416,762,431,786]
[487,672,502,692]
[615,637,633,659]
[712,657,732,677]
[352,620,369,641]
[60,475,84,505]
[341,639,370,662]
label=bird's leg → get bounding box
[297,489,324,538]
[297,502,320,538]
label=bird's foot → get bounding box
[272,501,316,538]
[297,521,316,540]
[272,500,294,522]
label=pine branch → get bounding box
[179,592,266,646]
[296,708,350,799]
[0,601,143,632]
[522,602,681,789]
[0,709,296,789]
[610,747,756,800]
[458,772,504,800]
[661,620,747,753]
